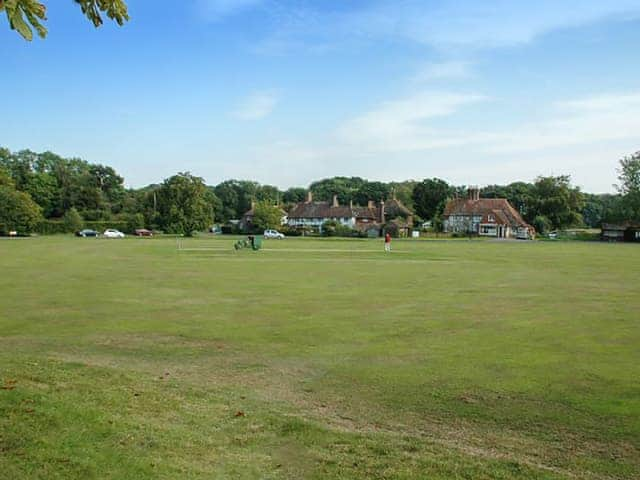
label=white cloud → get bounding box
[483,92,640,153]
[338,91,487,152]
[232,91,279,120]
[247,1,640,55]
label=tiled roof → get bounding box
[288,202,354,219]
[443,198,531,228]
[384,199,413,217]
[353,206,378,219]
[288,198,414,221]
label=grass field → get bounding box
[1,235,639,479]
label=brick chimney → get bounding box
[349,199,353,209]
[379,200,385,223]
[468,186,480,201]
[306,191,313,203]
[332,194,339,207]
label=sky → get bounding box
[2,0,640,193]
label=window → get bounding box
[488,214,495,222]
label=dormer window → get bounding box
[488,214,495,222]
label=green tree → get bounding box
[251,201,283,231]
[310,176,366,204]
[388,180,417,210]
[63,207,83,233]
[156,172,214,236]
[125,212,145,233]
[214,180,258,222]
[531,215,552,234]
[282,187,307,204]
[0,166,14,187]
[1,0,129,41]
[529,176,584,230]
[256,184,281,203]
[615,151,640,222]
[354,181,390,205]
[482,182,534,218]
[412,178,452,222]
[0,184,42,234]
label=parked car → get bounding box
[75,229,99,237]
[263,229,285,239]
[209,225,222,235]
[103,229,125,238]
[548,231,558,239]
[134,229,153,237]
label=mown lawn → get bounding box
[1,235,639,479]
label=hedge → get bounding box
[36,220,129,235]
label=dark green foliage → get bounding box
[388,180,417,210]
[213,180,261,221]
[63,207,83,233]
[251,201,283,231]
[0,148,125,220]
[321,220,362,237]
[156,172,214,236]
[0,184,42,234]
[282,187,307,204]
[582,193,621,227]
[1,0,129,41]
[529,176,584,229]
[310,176,366,204]
[532,215,552,234]
[354,181,390,205]
[125,213,145,233]
[482,182,535,218]
[412,178,453,222]
[615,151,640,222]
[256,184,281,203]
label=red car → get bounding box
[134,229,153,237]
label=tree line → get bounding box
[1,146,639,236]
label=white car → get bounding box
[263,229,285,239]
[103,229,125,238]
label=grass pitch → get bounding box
[1,235,639,479]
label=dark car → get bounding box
[134,229,153,237]
[76,229,99,237]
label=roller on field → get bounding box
[234,235,262,251]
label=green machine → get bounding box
[234,235,262,251]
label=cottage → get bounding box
[443,187,535,239]
[287,192,413,236]
[601,223,640,242]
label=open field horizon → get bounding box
[1,236,639,479]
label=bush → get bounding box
[532,215,552,234]
[63,208,84,233]
[221,224,240,235]
[279,226,302,237]
[0,186,43,235]
[125,213,145,233]
[322,220,360,238]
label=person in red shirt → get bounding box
[384,232,392,252]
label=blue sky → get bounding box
[2,0,640,192]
